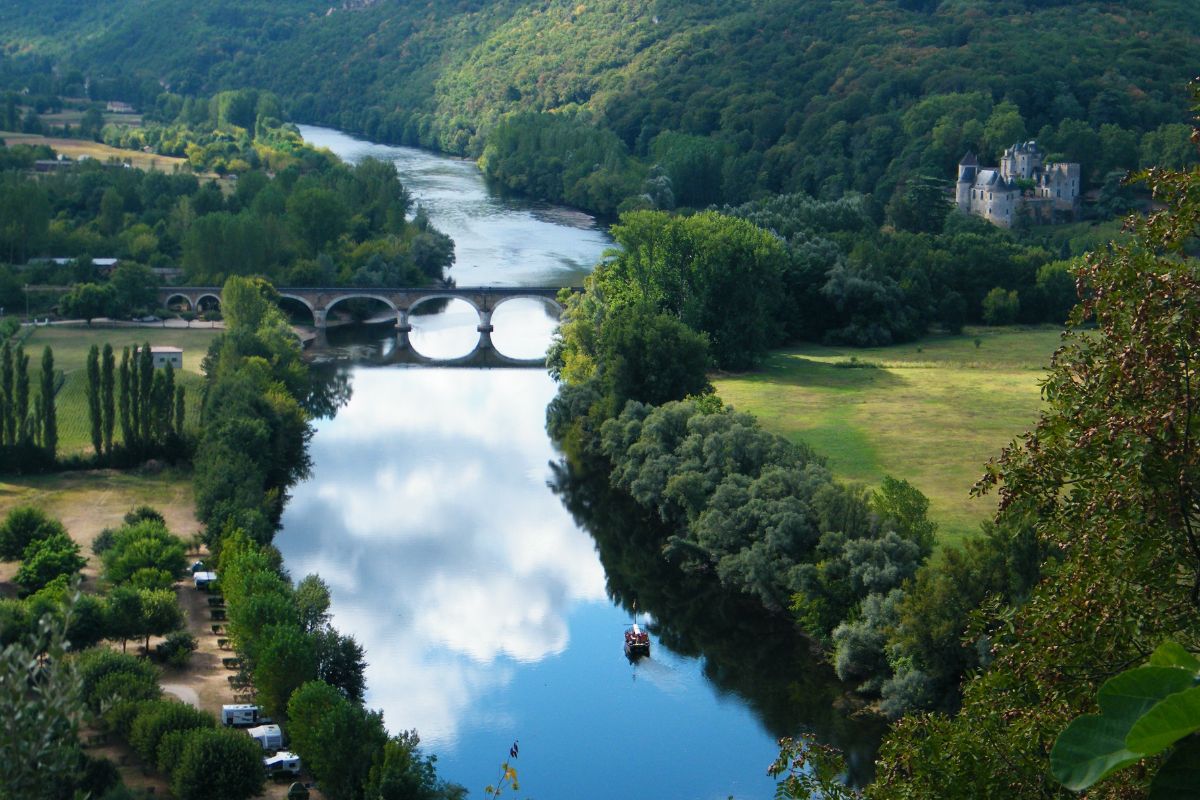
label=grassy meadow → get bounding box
[0,130,188,171]
[713,325,1063,546]
[22,326,220,456]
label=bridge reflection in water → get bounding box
[159,285,578,368]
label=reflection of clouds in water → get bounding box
[280,368,606,747]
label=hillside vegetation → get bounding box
[2,1,1198,213]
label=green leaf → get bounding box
[1148,737,1200,800]
[1050,714,1144,790]
[1097,666,1197,721]
[1126,686,1200,756]
[1148,642,1200,673]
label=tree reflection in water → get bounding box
[549,456,887,786]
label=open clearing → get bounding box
[0,129,188,171]
[713,325,1062,546]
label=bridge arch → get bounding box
[324,293,400,324]
[277,294,317,326]
[164,293,194,311]
[407,293,482,319]
[490,294,565,318]
[196,294,222,312]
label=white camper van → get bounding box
[193,571,218,589]
[247,724,284,751]
[264,751,302,777]
[221,704,261,727]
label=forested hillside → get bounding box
[2,0,1197,213]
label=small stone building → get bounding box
[955,141,1081,227]
[137,346,183,370]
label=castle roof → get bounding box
[959,152,978,166]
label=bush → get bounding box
[15,533,86,594]
[124,506,165,527]
[101,519,187,589]
[0,506,67,560]
[75,648,160,713]
[157,630,198,667]
[170,727,265,800]
[130,700,215,763]
[92,528,117,556]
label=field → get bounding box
[22,326,221,456]
[712,326,1063,546]
[0,130,188,171]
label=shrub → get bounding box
[123,506,165,527]
[130,700,215,763]
[158,630,198,667]
[0,506,67,560]
[74,648,160,713]
[15,533,86,594]
[92,528,117,556]
[170,727,265,800]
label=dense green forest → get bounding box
[1,1,1197,214]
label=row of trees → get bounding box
[192,275,460,800]
[0,339,58,470]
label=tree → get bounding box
[86,344,102,455]
[1,341,13,445]
[170,727,264,800]
[138,342,153,447]
[315,627,367,704]
[101,343,115,454]
[101,519,187,589]
[596,305,711,410]
[980,286,1019,325]
[287,680,388,800]
[58,283,115,323]
[0,597,86,799]
[104,584,143,653]
[118,346,133,448]
[109,263,159,317]
[295,574,332,633]
[129,700,214,763]
[0,505,67,561]
[253,623,318,719]
[365,730,454,800]
[15,533,86,595]
[136,587,183,654]
[14,345,28,445]
[39,346,56,459]
[873,147,1200,797]
[174,386,185,438]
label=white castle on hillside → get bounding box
[955,141,1080,227]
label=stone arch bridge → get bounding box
[159,285,578,366]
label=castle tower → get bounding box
[956,152,978,211]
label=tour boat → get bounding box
[624,621,651,659]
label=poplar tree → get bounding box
[39,347,56,460]
[138,342,153,447]
[86,344,101,455]
[161,361,176,439]
[1,341,12,446]
[118,346,132,448]
[128,347,140,448]
[14,346,29,445]
[174,386,185,439]
[101,343,115,454]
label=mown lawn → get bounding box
[713,325,1063,546]
[22,326,220,456]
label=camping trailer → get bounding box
[193,571,218,589]
[221,704,261,727]
[247,724,284,751]
[264,751,302,777]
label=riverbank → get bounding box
[712,325,1061,546]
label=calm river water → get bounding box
[277,125,883,798]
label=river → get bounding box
[277,125,883,798]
